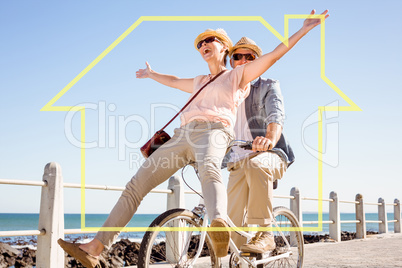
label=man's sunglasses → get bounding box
[232,53,256,61]
[197,36,221,49]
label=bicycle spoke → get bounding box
[139,209,219,267]
[256,207,303,268]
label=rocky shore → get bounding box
[0,231,378,267]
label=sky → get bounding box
[0,0,401,216]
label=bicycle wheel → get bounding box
[265,206,304,268]
[137,208,220,268]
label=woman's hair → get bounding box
[216,37,229,66]
[223,49,229,66]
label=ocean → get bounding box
[0,213,158,247]
[0,212,397,247]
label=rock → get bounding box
[302,231,379,244]
[0,242,21,267]
[0,243,37,267]
[0,256,8,268]
[0,242,21,256]
[123,240,140,266]
[110,255,124,267]
[14,248,35,268]
[99,239,141,267]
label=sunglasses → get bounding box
[197,36,221,49]
[232,53,256,61]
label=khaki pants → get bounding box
[227,152,287,248]
[95,121,234,249]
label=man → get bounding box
[227,37,295,253]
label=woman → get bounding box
[58,10,328,267]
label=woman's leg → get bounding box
[95,129,191,249]
[191,122,233,221]
[189,121,234,257]
[59,128,191,264]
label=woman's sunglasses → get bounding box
[197,36,222,49]
[232,53,256,61]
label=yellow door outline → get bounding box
[41,15,361,232]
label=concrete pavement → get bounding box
[194,233,402,267]
[302,233,402,267]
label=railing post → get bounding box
[378,198,388,234]
[166,175,185,262]
[355,193,366,239]
[290,187,302,225]
[394,199,401,233]
[167,175,185,210]
[37,162,65,267]
[329,191,341,242]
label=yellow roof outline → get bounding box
[41,15,361,232]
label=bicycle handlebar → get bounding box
[238,141,253,150]
[229,140,253,150]
[230,140,274,151]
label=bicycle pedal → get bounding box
[239,252,259,258]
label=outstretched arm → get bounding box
[240,10,329,88]
[136,62,194,93]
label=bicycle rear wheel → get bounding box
[265,206,304,268]
[137,208,220,268]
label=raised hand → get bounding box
[302,9,329,32]
[136,62,152,79]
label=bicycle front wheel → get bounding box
[137,208,220,268]
[267,206,304,268]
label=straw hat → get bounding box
[194,28,233,51]
[229,37,263,58]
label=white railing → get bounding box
[0,162,401,267]
[287,189,401,241]
[0,163,177,267]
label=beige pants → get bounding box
[227,152,287,248]
[95,121,234,249]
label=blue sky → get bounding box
[1,0,401,215]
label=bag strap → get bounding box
[159,69,226,131]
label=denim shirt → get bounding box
[245,77,295,167]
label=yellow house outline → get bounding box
[41,15,361,232]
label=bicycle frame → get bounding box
[188,197,294,268]
[188,202,209,266]
[227,208,293,267]
[172,141,299,267]
[140,141,303,267]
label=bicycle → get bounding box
[137,141,304,268]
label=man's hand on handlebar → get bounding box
[232,138,273,151]
[252,136,274,152]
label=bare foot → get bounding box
[58,239,101,268]
[79,238,104,257]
